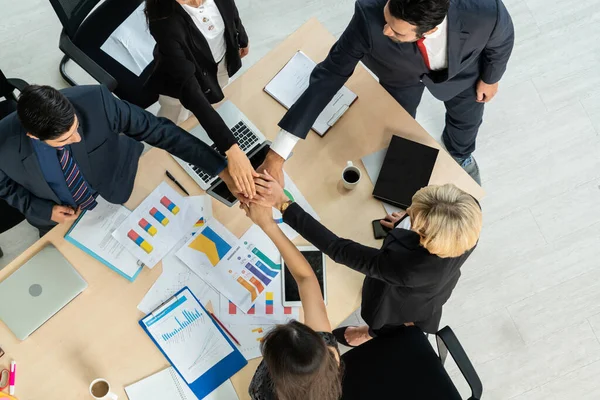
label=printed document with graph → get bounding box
[140,287,247,398]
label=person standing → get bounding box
[253,174,482,346]
[259,0,514,185]
[145,0,257,197]
[0,84,237,236]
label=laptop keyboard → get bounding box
[187,120,260,184]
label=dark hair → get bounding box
[388,0,450,37]
[261,321,342,400]
[145,0,176,24]
[17,85,75,141]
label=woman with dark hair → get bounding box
[240,202,342,400]
[145,0,257,198]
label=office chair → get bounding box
[47,0,159,108]
[341,325,483,400]
[0,69,28,257]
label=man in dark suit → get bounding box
[0,84,236,235]
[259,0,514,185]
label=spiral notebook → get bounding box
[125,367,239,400]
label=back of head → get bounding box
[17,85,75,141]
[144,0,176,24]
[261,321,342,400]
[388,0,450,37]
[408,184,482,258]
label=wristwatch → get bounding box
[279,200,293,214]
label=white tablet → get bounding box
[281,245,327,307]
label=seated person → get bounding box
[241,202,342,400]
[253,173,482,346]
[145,0,257,198]
[0,84,237,236]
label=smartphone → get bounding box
[281,246,327,307]
[372,219,391,239]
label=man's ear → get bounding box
[26,133,40,141]
[423,26,439,37]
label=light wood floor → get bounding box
[2,0,600,398]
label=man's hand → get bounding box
[51,205,80,224]
[380,211,406,230]
[225,144,258,199]
[239,46,249,58]
[476,80,499,103]
[251,171,289,209]
[257,150,285,187]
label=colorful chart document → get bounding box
[177,221,282,312]
[218,225,299,325]
[65,197,142,281]
[273,172,320,240]
[140,288,247,399]
[113,182,201,267]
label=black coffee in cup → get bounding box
[91,380,109,397]
[343,169,360,183]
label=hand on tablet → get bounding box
[380,212,406,230]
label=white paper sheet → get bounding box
[66,197,142,280]
[225,324,273,361]
[265,51,357,135]
[176,220,282,312]
[125,367,238,400]
[361,148,405,215]
[113,182,201,268]
[142,290,233,384]
[273,171,320,240]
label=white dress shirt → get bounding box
[182,0,227,63]
[270,16,449,160]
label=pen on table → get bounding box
[165,170,190,196]
[209,312,241,346]
[9,360,15,395]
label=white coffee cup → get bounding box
[89,378,118,400]
[342,161,362,190]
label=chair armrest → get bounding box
[436,326,483,400]
[7,78,28,92]
[58,30,118,91]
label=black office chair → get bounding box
[341,325,483,400]
[47,0,159,108]
[0,69,28,257]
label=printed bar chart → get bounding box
[265,292,274,314]
[160,307,202,342]
[127,229,153,254]
[150,207,170,226]
[138,218,158,236]
[160,196,180,215]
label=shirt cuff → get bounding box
[270,129,300,160]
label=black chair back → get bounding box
[48,0,103,39]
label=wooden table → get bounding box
[0,19,483,400]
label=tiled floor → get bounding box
[2,0,600,398]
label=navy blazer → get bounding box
[279,0,514,138]
[283,203,475,333]
[0,85,226,229]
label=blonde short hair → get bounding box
[407,184,482,258]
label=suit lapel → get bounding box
[19,134,61,204]
[446,3,470,79]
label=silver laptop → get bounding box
[173,100,267,190]
[0,245,87,340]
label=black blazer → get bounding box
[283,203,475,333]
[146,0,248,152]
[0,85,226,229]
[279,0,514,139]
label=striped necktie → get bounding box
[57,146,97,210]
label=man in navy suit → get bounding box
[0,84,237,235]
[259,0,514,185]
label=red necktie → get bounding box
[416,38,431,70]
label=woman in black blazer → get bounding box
[145,0,257,197]
[251,174,482,346]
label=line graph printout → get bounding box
[177,221,281,312]
[141,289,233,383]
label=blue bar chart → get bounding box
[161,308,202,342]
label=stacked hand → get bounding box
[223,144,259,199]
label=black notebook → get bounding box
[372,136,439,209]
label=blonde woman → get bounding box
[253,173,482,346]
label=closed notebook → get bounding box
[372,136,439,209]
[125,367,239,400]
